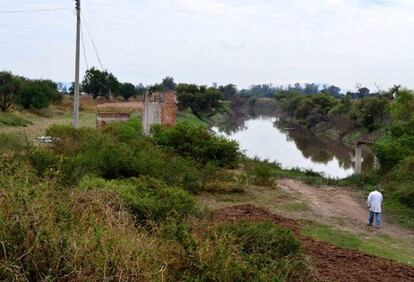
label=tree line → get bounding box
[0,71,62,111]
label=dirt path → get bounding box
[277,179,414,239]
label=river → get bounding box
[213,115,373,179]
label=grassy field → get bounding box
[0,111,97,140]
[176,109,208,126]
[0,97,145,140]
[302,223,414,266]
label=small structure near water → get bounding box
[143,91,177,135]
[354,140,380,174]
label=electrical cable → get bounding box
[0,8,71,14]
[81,10,105,71]
[80,23,90,70]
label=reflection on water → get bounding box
[213,115,372,179]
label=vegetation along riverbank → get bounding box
[1,70,414,281]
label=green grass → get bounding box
[176,109,208,127]
[0,112,32,127]
[383,199,414,229]
[281,202,309,212]
[0,111,97,140]
[302,223,414,266]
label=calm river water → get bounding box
[213,116,372,179]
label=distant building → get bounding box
[212,82,218,89]
[143,91,177,135]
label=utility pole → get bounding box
[74,0,81,128]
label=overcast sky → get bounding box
[1,0,413,90]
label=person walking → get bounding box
[367,187,383,228]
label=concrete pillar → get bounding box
[374,155,380,171]
[355,144,363,174]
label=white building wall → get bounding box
[143,102,161,135]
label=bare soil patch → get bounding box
[212,205,414,282]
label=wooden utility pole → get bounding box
[74,0,81,128]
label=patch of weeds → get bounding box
[282,202,309,212]
[0,112,32,127]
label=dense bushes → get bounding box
[246,159,278,186]
[0,126,312,281]
[0,71,62,111]
[275,92,339,128]
[275,90,390,132]
[152,122,240,167]
[176,83,223,114]
[370,91,414,211]
[80,176,197,223]
[0,177,183,281]
[17,79,62,109]
[35,120,239,192]
[351,97,389,131]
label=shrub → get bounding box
[29,147,60,177]
[0,180,180,281]
[394,156,414,182]
[218,221,306,281]
[247,160,276,186]
[80,176,197,223]
[16,79,62,109]
[153,122,240,168]
[352,96,389,131]
[103,118,143,142]
[375,134,414,169]
[397,185,414,209]
[231,172,250,193]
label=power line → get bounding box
[0,7,71,14]
[81,11,104,71]
[80,24,89,69]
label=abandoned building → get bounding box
[96,112,131,128]
[95,91,177,133]
[143,91,177,135]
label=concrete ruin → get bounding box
[354,140,380,174]
[96,112,131,128]
[143,91,177,135]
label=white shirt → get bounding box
[367,191,383,213]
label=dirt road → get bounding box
[198,178,414,279]
[277,179,414,238]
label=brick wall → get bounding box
[161,91,177,127]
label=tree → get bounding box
[161,76,176,91]
[135,83,146,96]
[320,85,341,97]
[218,84,237,100]
[0,71,21,112]
[357,86,370,98]
[304,83,319,95]
[176,83,223,113]
[17,79,61,109]
[148,84,166,93]
[353,97,388,131]
[120,83,137,101]
[391,89,414,121]
[81,67,120,99]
